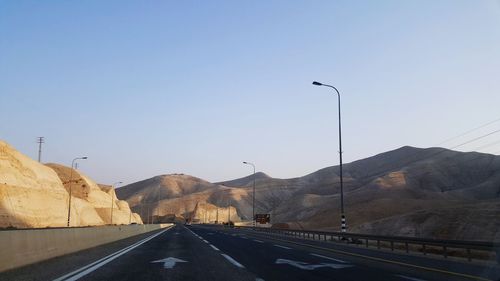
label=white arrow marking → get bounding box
[275,259,353,270]
[151,257,188,269]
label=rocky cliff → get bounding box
[0,140,142,228]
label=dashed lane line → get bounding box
[221,254,245,268]
[310,253,347,263]
[238,232,490,281]
[210,244,220,251]
[395,275,429,281]
[273,244,292,250]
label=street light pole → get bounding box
[110,181,122,225]
[67,156,88,227]
[227,190,231,225]
[243,161,256,227]
[312,81,346,233]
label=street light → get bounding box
[110,181,123,225]
[67,156,88,227]
[227,194,231,225]
[243,161,256,227]
[312,81,347,233]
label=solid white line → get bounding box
[310,253,346,263]
[202,239,209,243]
[53,228,171,281]
[273,244,292,250]
[209,244,220,251]
[396,275,428,281]
[221,254,245,268]
[253,240,264,243]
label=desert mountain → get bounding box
[116,174,242,224]
[0,140,142,228]
[119,146,500,240]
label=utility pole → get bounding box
[36,137,44,162]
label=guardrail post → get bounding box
[405,242,409,253]
[377,240,380,249]
[365,239,368,248]
[443,246,447,258]
[467,248,472,262]
[390,241,394,251]
[422,244,426,255]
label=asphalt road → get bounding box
[1,224,498,281]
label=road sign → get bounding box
[255,214,270,224]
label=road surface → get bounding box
[1,224,498,281]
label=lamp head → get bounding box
[312,81,323,86]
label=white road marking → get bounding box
[275,258,353,270]
[151,257,187,269]
[273,244,292,250]
[310,253,346,263]
[53,227,171,281]
[221,254,245,268]
[209,244,220,251]
[255,278,265,281]
[202,239,209,243]
[253,240,264,243]
[396,275,428,281]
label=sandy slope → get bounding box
[0,140,141,228]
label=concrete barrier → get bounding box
[0,223,173,272]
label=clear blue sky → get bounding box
[1,1,500,185]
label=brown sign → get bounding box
[255,214,270,224]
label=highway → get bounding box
[1,224,498,281]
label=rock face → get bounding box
[119,146,500,241]
[116,174,242,223]
[46,164,142,226]
[0,140,142,228]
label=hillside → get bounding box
[116,174,243,223]
[119,146,500,240]
[0,140,142,228]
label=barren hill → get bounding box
[0,140,142,228]
[119,146,500,240]
[116,174,243,224]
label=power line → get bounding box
[449,129,500,150]
[471,139,500,151]
[436,117,500,146]
[343,127,500,183]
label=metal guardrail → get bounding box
[234,226,500,263]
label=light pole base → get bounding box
[341,214,347,232]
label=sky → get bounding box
[1,1,500,185]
